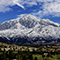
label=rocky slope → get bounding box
[0,14,60,44]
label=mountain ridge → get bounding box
[0,14,60,44]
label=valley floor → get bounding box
[0,42,60,60]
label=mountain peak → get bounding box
[0,14,60,44]
[18,14,40,28]
[0,14,60,30]
[20,14,40,21]
[21,14,36,17]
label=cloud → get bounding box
[32,0,60,18]
[13,0,37,8]
[0,5,11,12]
[0,0,37,12]
[43,2,60,13]
[13,0,24,9]
[14,0,60,17]
[37,0,53,2]
[0,0,60,17]
[0,0,25,12]
[0,0,14,12]
[17,14,26,17]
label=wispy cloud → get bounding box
[17,14,26,17]
[0,0,60,17]
[13,0,24,9]
[0,0,37,12]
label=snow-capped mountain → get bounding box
[0,14,60,44]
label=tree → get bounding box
[0,48,2,52]
[34,57,37,60]
[16,55,22,60]
[23,56,27,60]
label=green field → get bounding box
[33,54,60,60]
[33,54,43,60]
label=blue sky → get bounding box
[0,0,60,24]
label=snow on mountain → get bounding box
[0,14,60,44]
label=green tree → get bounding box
[34,57,37,60]
[23,56,27,60]
[16,55,22,60]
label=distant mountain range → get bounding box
[0,14,60,45]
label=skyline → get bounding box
[0,0,60,24]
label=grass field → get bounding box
[33,54,60,60]
[33,54,43,60]
[50,55,60,60]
